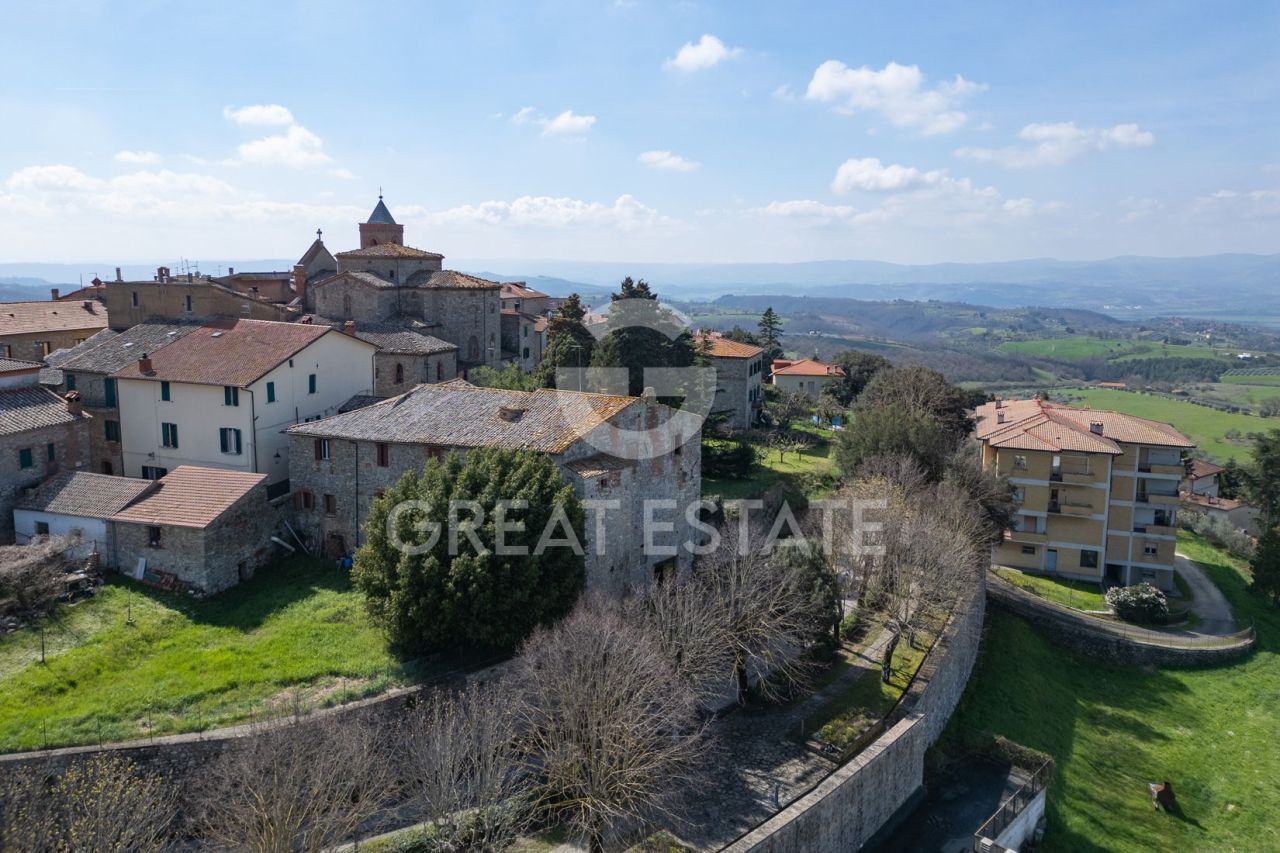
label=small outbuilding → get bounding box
[13,470,155,545]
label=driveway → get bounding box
[1174,553,1236,635]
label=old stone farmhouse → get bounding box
[1,299,108,361]
[698,331,765,429]
[286,380,702,595]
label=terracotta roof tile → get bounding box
[0,300,108,336]
[1189,460,1225,480]
[0,386,89,436]
[335,243,443,260]
[0,358,42,375]
[975,399,1194,454]
[111,466,266,528]
[771,358,844,377]
[16,471,156,519]
[698,332,764,359]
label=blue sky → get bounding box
[1,0,1277,265]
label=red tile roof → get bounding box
[975,399,1194,454]
[111,466,266,528]
[698,332,764,359]
[501,282,550,300]
[0,300,108,336]
[771,358,844,377]
[1188,459,1225,480]
[335,243,443,259]
[112,319,355,387]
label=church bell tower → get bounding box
[359,193,404,248]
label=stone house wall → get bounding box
[0,416,91,544]
[1,328,102,362]
[372,350,457,397]
[59,371,123,474]
[710,355,763,430]
[103,280,291,331]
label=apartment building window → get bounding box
[224,386,239,406]
[1013,454,1027,470]
[141,465,167,480]
[161,422,179,448]
[0,344,9,358]
[1021,545,1037,556]
[219,428,243,455]
[148,526,162,547]
[436,362,444,381]
[1012,487,1025,503]
[1080,550,1099,569]
[65,373,76,391]
[324,494,337,515]
[18,448,33,469]
[308,373,317,394]
[101,461,113,475]
[376,442,390,467]
[104,419,121,442]
[39,341,52,357]
[1143,544,1159,557]
[104,378,117,407]
[266,381,276,403]
[314,438,330,461]
[160,381,171,401]
[46,443,55,462]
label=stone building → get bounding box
[0,299,108,361]
[500,309,548,373]
[0,361,91,543]
[340,321,458,397]
[698,332,765,430]
[286,380,702,595]
[770,357,845,401]
[42,323,200,475]
[107,466,281,593]
[102,268,295,331]
[112,318,376,489]
[13,469,155,546]
[307,198,504,372]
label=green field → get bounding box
[1221,372,1280,387]
[999,337,1232,363]
[992,567,1108,610]
[1056,387,1268,462]
[703,424,838,500]
[0,558,407,751]
[946,532,1279,852]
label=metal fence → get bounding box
[972,759,1053,851]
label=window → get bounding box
[101,461,113,475]
[104,419,121,442]
[224,386,239,406]
[266,381,276,403]
[1013,454,1027,470]
[1021,545,1037,556]
[131,291,139,307]
[184,294,193,313]
[308,373,317,394]
[394,363,404,384]
[141,465,167,480]
[523,325,529,338]
[376,442,390,467]
[1080,550,1099,569]
[1143,544,1159,557]
[436,362,444,381]
[1011,487,1025,503]
[46,443,55,462]
[324,494,337,514]
[219,427,243,455]
[65,373,77,391]
[522,347,530,360]
[18,448,33,469]
[147,526,162,547]
[160,381,171,401]
[302,491,316,511]
[104,377,117,407]
[314,438,330,461]
[161,422,178,448]
[35,521,50,537]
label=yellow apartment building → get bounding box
[975,398,1193,591]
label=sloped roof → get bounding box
[16,471,156,519]
[288,381,639,455]
[974,399,1195,454]
[0,358,42,376]
[772,358,844,377]
[367,198,396,225]
[420,270,501,290]
[698,332,764,359]
[297,238,335,269]
[0,300,108,336]
[501,282,550,300]
[47,323,198,375]
[0,385,89,436]
[111,466,266,528]
[113,318,356,387]
[1188,460,1225,480]
[336,243,443,260]
[350,322,458,355]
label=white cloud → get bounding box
[638,150,700,172]
[955,121,1155,168]
[832,157,948,193]
[429,194,669,230]
[1192,187,1280,220]
[114,149,161,165]
[222,104,295,126]
[753,200,858,223]
[805,60,985,135]
[510,107,596,137]
[772,84,797,102]
[331,168,357,180]
[236,125,331,167]
[1118,196,1163,223]
[665,34,743,72]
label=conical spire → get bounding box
[367,194,396,225]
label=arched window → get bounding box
[436,362,444,381]
[342,294,352,317]
[468,336,480,362]
[394,362,404,384]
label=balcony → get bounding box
[1005,529,1047,544]
[1061,470,1098,483]
[1145,493,1181,506]
[1139,463,1185,476]
[1059,502,1095,517]
[1133,524,1175,536]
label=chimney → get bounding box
[292,264,307,300]
[138,353,153,374]
[115,267,122,282]
[228,266,235,276]
[65,390,83,417]
[342,320,357,336]
[497,405,525,422]
[156,266,170,283]
[1089,421,1104,435]
[996,412,1006,424]
[995,396,1004,409]
[50,287,60,300]
[82,301,93,310]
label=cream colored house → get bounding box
[771,357,844,401]
[114,319,375,491]
[976,398,1193,591]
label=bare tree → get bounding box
[197,716,395,852]
[0,753,175,852]
[0,536,73,620]
[628,576,735,710]
[510,598,708,853]
[398,680,528,850]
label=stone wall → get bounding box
[0,414,91,543]
[722,573,986,853]
[103,280,292,331]
[987,577,1255,667]
[1,327,102,363]
[709,355,762,430]
[373,350,457,397]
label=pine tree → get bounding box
[535,293,596,389]
[1250,527,1280,607]
[757,307,784,371]
[590,277,695,397]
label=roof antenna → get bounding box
[378,186,383,200]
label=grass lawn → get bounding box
[944,531,1280,852]
[703,426,837,501]
[999,337,1232,364]
[0,557,406,751]
[993,567,1108,611]
[1220,371,1280,387]
[1055,388,1268,462]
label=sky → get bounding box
[0,0,1277,266]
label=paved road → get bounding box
[1174,553,1236,635]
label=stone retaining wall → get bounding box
[987,576,1255,667]
[722,571,987,853]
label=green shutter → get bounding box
[104,378,116,407]
[161,381,170,401]
[19,448,33,469]
[235,429,243,454]
[46,443,55,462]
[308,374,317,394]
[66,373,77,391]
[266,381,275,403]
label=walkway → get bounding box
[1174,553,1236,636]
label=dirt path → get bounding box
[1174,553,1236,635]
